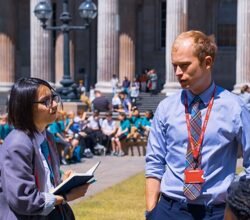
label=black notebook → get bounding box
[51,161,101,195]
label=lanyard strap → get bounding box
[184,87,216,159]
[41,139,55,186]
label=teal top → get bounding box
[57,120,66,132]
[120,119,131,136]
[48,122,62,135]
[130,116,141,128]
[140,117,151,127]
[0,124,13,140]
[47,122,64,142]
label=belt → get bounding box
[161,194,226,212]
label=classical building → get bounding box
[0,0,249,97]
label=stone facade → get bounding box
[0,0,247,97]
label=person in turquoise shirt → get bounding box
[111,112,131,156]
[129,107,142,128]
[120,116,131,136]
[48,121,63,142]
[140,110,154,137]
[57,113,67,133]
[47,115,71,165]
[128,107,142,139]
[0,114,13,144]
[140,110,153,127]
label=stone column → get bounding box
[30,0,53,82]
[119,0,136,82]
[0,0,16,92]
[162,0,188,95]
[96,0,119,92]
[233,0,250,93]
[55,34,63,86]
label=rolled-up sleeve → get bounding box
[237,105,250,177]
[145,102,168,180]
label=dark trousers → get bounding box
[147,195,225,220]
[102,134,113,154]
[87,129,104,145]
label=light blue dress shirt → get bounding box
[145,82,250,205]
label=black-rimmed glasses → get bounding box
[33,94,61,108]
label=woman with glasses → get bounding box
[0,78,89,219]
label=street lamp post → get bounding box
[34,0,97,100]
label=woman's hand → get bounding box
[64,184,90,202]
[55,195,64,205]
[62,170,74,181]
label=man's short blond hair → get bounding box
[173,30,218,64]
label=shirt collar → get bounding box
[185,82,216,107]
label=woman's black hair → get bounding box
[226,177,250,220]
[8,77,55,137]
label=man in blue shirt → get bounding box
[145,30,250,220]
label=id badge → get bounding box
[184,169,205,184]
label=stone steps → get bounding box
[103,92,166,113]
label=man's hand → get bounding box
[146,177,161,211]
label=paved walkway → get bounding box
[61,155,145,204]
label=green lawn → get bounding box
[72,172,146,220]
[72,167,244,220]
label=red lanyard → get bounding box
[184,87,216,160]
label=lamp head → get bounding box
[79,0,97,21]
[34,1,52,26]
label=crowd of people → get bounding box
[0,103,154,165]
[111,68,159,99]
[0,70,157,166]
[49,105,153,163]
